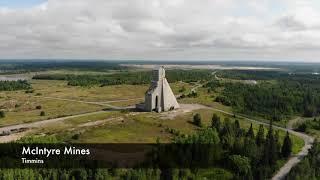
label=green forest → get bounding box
[216,70,288,80]
[168,116,293,180]
[0,80,32,91]
[33,70,213,87]
[0,61,124,74]
[206,73,320,121]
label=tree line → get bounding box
[33,70,214,87]
[216,70,288,80]
[0,61,124,74]
[0,80,31,91]
[206,77,320,121]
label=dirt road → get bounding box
[0,111,106,137]
[35,96,137,109]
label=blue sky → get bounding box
[0,0,46,8]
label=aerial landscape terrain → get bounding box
[0,60,319,179]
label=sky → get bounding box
[0,0,320,62]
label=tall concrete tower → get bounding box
[136,66,180,112]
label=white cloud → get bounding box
[0,0,320,61]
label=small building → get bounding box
[136,66,180,112]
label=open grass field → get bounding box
[31,80,149,102]
[0,90,102,126]
[31,80,190,102]
[178,86,232,112]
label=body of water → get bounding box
[0,75,28,81]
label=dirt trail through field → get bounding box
[35,96,133,109]
[0,111,106,143]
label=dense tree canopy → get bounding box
[0,80,31,91]
[206,74,320,120]
[281,132,293,158]
[33,70,214,87]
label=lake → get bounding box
[0,75,28,81]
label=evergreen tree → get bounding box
[246,124,255,139]
[233,137,244,154]
[234,119,241,136]
[193,113,202,127]
[274,130,281,159]
[228,155,253,180]
[263,120,277,165]
[0,110,5,118]
[220,118,235,149]
[40,111,46,116]
[211,113,221,131]
[281,131,292,158]
[256,124,265,146]
[224,118,233,135]
[243,137,258,163]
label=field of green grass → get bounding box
[0,90,102,126]
[31,80,148,102]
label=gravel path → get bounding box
[0,111,106,135]
[35,96,139,110]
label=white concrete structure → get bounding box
[136,67,179,112]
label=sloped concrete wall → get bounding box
[143,67,179,112]
[162,78,180,111]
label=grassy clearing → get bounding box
[77,118,171,143]
[0,91,102,126]
[108,99,143,107]
[31,80,189,102]
[66,111,121,125]
[178,86,232,112]
[170,81,193,94]
[32,111,119,138]
[31,80,148,102]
